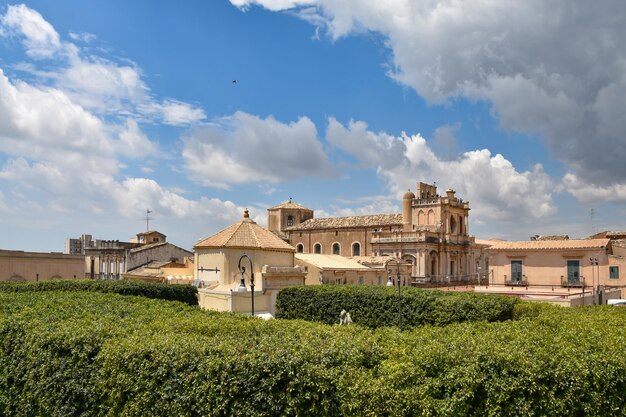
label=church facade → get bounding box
[268,182,487,284]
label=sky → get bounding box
[0,1,625,252]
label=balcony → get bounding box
[505,279,529,287]
[561,276,585,288]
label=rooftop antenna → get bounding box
[590,208,597,236]
[146,209,152,232]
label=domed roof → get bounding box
[403,189,415,199]
[195,210,295,252]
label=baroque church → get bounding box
[268,182,487,283]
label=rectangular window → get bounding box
[610,266,619,280]
[335,278,343,285]
[358,276,364,285]
[567,260,580,283]
[511,260,523,282]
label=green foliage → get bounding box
[275,285,518,328]
[1,291,626,416]
[0,279,198,305]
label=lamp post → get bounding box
[590,257,598,305]
[238,254,255,316]
[386,258,402,330]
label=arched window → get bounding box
[418,210,425,225]
[352,242,361,256]
[450,215,457,234]
[287,215,294,227]
[427,209,435,224]
[296,243,304,253]
[332,243,340,255]
[314,243,322,254]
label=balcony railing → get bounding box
[505,279,529,287]
[561,277,585,288]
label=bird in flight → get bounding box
[232,79,237,84]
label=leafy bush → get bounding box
[1,291,626,416]
[0,279,198,305]
[275,285,518,328]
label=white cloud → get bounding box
[0,4,205,127]
[68,31,96,43]
[183,111,336,189]
[151,99,206,126]
[0,4,61,58]
[231,0,626,191]
[327,118,555,222]
[562,173,626,204]
[0,59,236,229]
[117,119,159,158]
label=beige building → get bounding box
[84,230,192,279]
[122,257,195,284]
[269,182,486,284]
[483,238,612,288]
[194,210,306,315]
[295,254,411,286]
[479,236,626,304]
[0,249,84,281]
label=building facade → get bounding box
[0,250,85,281]
[269,182,486,284]
[194,210,307,315]
[82,230,192,279]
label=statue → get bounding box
[339,309,353,325]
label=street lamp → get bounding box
[385,258,402,330]
[590,257,598,305]
[238,254,255,316]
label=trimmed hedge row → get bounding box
[2,291,626,416]
[0,279,198,305]
[275,285,518,328]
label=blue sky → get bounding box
[0,0,625,252]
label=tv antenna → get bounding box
[590,208,597,236]
[146,209,153,232]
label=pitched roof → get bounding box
[136,230,166,237]
[195,212,295,252]
[295,254,370,270]
[130,242,192,255]
[484,238,610,251]
[268,200,311,210]
[349,255,409,268]
[285,213,402,231]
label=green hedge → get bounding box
[275,285,518,328]
[1,291,626,416]
[0,279,198,305]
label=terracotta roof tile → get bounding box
[485,238,610,251]
[268,201,311,210]
[195,217,295,252]
[285,213,402,231]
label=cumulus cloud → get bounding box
[327,118,555,222]
[0,4,61,58]
[231,0,626,192]
[0,55,236,228]
[183,111,336,189]
[562,173,626,204]
[0,4,205,126]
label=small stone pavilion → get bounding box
[193,210,306,316]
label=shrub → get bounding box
[275,285,518,328]
[2,291,626,416]
[0,279,198,305]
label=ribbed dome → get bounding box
[403,190,415,199]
